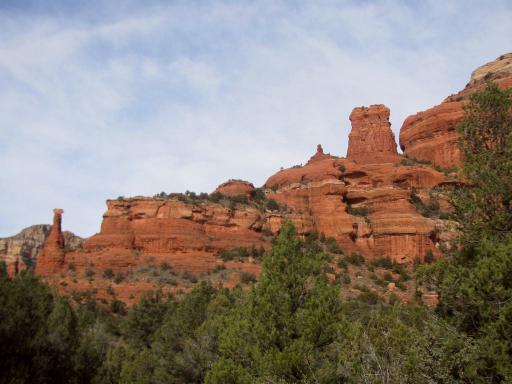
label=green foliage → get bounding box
[103,268,114,279]
[324,236,342,253]
[370,256,393,269]
[452,82,512,242]
[410,187,441,218]
[239,271,256,284]
[0,271,78,384]
[345,252,365,266]
[211,221,347,382]
[420,82,512,382]
[347,204,370,217]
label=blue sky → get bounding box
[1,0,511,237]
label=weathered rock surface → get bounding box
[347,104,400,164]
[266,150,446,263]
[469,53,512,85]
[36,54,512,304]
[0,223,82,275]
[35,209,66,275]
[215,180,255,199]
[400,53,512,168]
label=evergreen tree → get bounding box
[207,221,347,383]
[422,82,512,382]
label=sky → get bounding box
[1,0,511,237]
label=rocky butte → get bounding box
[4,53,510,304]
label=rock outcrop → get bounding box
[265,148,446,263]
[0,224,82,275]
[215,180,255,199]
[35,209,66,275]
[400,53,512,168]
[347,105,400,164]
[33,53,512,305]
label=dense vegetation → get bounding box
[0,82,510,383]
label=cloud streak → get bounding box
[1,0,511,237]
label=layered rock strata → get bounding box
[347,104,400,164]
[399,53,512,168]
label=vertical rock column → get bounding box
[35,209,65,275]
[346,104,400,164]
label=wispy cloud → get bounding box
[1,0,511,236]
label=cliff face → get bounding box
[399,53,512,168]
[265,150,447,263]
[30,53,512,305]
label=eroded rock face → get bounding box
[265,148,446,263]
[400,53,512,168]
[470,53,512,85]
[215,180,255,199]
[0,224,82,275]
[35,209,66,276]
[347,104,400,164]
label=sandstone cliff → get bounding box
[399,53,512,168]
[31,53,512,305]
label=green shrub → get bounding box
[239,271,257,284]
[342,273,351,285]
[337,258,348,270]
[181,271,198,283]
[424,250,435,264]
[113,273,125,284]
[266,199,280,211]
[110,299,127,315]
[345,252,365,266]
[347,205,370,217]
[357,291,380,305]
[324,237,342,254]
[370,257,393,269]
[103,268,114,279]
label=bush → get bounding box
[103,268,114,279]
[181,271,198,283]
[345,253,365,266]
[160,262,172,271]
[347,205,370,217]
[424,250,434,264]
[85,266,95,278]
[110,299,127,315]
[337,258,348,270]
[113,273,125,284]
[370,257,393,269]
[266,199,280,211]
[239,272,257,284]
[357,291,380,305]
[324,237,342,254]
[342,273,351,285]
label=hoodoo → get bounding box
[346,104,399,164]
[35,209,65,275]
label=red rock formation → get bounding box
[215,180,255,199]
[265,144,446,262]
[400,54,512,168]
[35,209,66,276]
[346,104,400,164]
